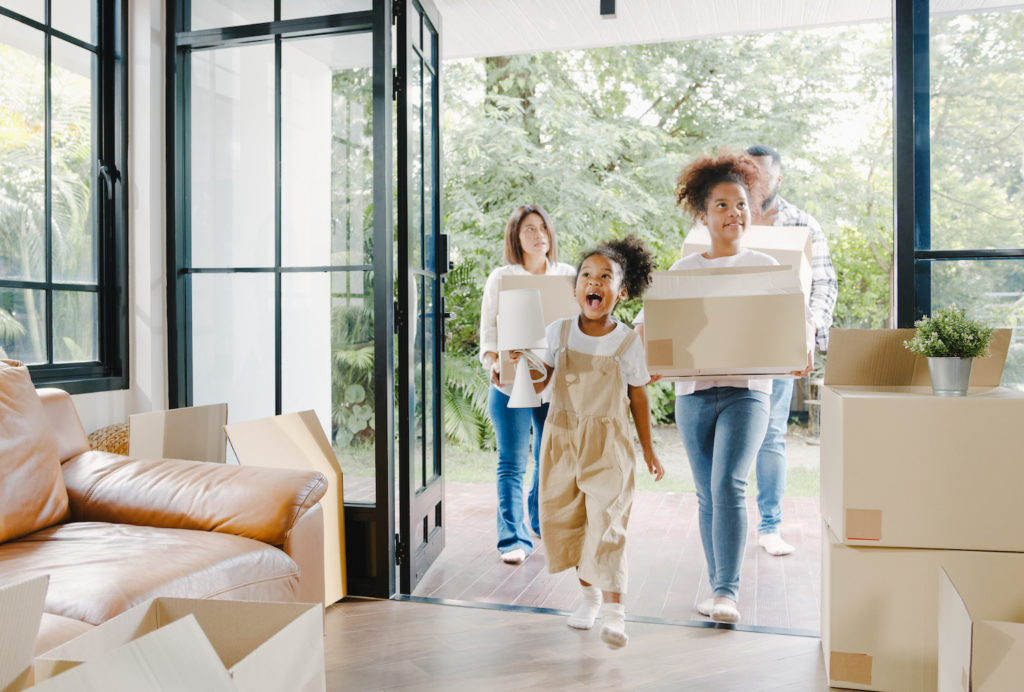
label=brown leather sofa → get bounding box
[0,360,328,656]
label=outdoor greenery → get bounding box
[439,12,1024,448]
[904,306,994,359]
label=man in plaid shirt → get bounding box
[746,144,838,557]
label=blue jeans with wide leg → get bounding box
[488,385,548,554]
[676,387,770,601]
[755,378,794,535]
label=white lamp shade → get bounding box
[497,288,548,352]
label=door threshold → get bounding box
[392,594,819,638]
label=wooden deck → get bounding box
[413,483,821,634]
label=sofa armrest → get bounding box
[61,450,328,545]
[283,503,326,605]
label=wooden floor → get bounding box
[413,483,822,634]
[325,598,830,691]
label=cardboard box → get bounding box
[34,598,324,692]
[938,568,1024,692]
[682,224,813,298]
[0,576,48,692]
[129,402,229,462]
[820,329,1020,551]
[497,274,578,384]
[32,617,237,691]
[642,266,808,379]
[821,524,1024,691]
[225,410,346,604]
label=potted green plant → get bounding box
[903,307,994,396]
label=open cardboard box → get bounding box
[225,410,345,604]
[642,265,808,379]
[129,402,229,462]
[0,576,48,692]
[820,329,1021,551]
[682,224,813,298]
[496,274,578,385]
[821,523,1024,692]
[34,598,324,692]
[938,567,1024,692]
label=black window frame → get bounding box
[0,0,129,393]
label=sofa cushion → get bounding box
[0,360,69,542]
[0,522,300,626]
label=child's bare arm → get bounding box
[628,384,664,481]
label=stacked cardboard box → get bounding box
[496,274,578,384]
[820,328,1022,691]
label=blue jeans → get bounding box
[755,378,794,535]
[488,385,548,554]
[676,387,770,601]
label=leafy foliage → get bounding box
[904,307,994,359]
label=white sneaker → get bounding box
[697,598,714,617]
[759,533,795,556]
[500,548,526,564]
[710,597,740,624]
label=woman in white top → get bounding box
[635,153,813,624]
[479,205,576,564]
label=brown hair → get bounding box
[503,204,558,265]
[675,152,767,220]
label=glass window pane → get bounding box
[190,44,275,268]
[423,70,434,270]
[930,9,1024,251]
[2,1,43,23]
[51,0,97,45]
[281,33,372,267]
[423,275,436,481]
[51,38,96,284]
[0,287,45,364]
[191,273,276,424]
[929,259,1024,391]
[53,289,96,362]
[423,17,435,65]
[408,4,420,51]
[407,55,421,269]
[0,16,46,282]
[413,274,424,489]
[281,0,371,20]
[322,270,375,504]
[190,0,273,32]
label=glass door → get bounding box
[396,0,446,593]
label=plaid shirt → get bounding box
[774,196,838,351]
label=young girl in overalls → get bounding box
[531,234,664,650]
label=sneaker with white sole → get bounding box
[696,598,714,617]
[710,597,740,624]
[758,533,795,556]
[500,548,526,564]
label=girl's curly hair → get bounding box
[674,151,767,219]
[576,233,655,299]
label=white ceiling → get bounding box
[432,0,1024,60]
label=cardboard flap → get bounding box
[32,616,236,692]
[938,568,975,692]
[129,403,229,462]
[824,328,1011,387]
[0,575,48,692]
[647,265,800,300]
[973,620,1024,691]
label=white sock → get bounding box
[567,585,602,629]
[711,597,740,624]
[697,598,714,617]
[759,533,795,556]
[600,603,628,649]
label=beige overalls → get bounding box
[539,318,637,594]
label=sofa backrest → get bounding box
[0,361,70,543]
[36,388,91,463]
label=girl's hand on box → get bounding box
[647,373,663,384]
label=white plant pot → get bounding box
[926,356,973,397]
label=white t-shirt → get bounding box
[539,317,650,388]
[634,248,780,396]
[479,259,577,398]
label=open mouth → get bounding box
[586,293,602,309]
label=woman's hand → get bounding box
[789,349,813,377]
[647,373,664,384]
[483,351,501,386]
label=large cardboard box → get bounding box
[496,274,578,384]
[682,224,813,298]
[642,266,808,379]
[34,598,324,692]
[225,410,346,603]
[821,524,1024,691]
[820,329,1019,551]
[938,568,1024,692]
[0,576,48,692]
[129,402,229,462]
